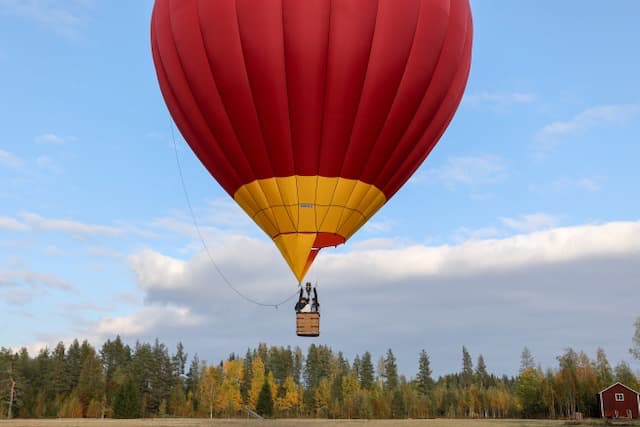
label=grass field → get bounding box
[0,418,619,427]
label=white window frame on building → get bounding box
[615,393,624,401]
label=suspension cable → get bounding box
[170,124,299,309]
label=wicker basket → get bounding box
[296,312,320,337]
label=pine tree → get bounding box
[77,348,105,416]
[100,336,132,406]
[383,349,398,392]
[66,339,83,391]
[359,352,375,390]
[461,347,473,388]
[172,342,188,380]
[416,350,433,396]
[112,378,141,419]
[256,381,274,418]
[241,349,253,403]
[51,342,68,399]
[185,355,201,398]
[391,388,406,418]
[476,355,489,388]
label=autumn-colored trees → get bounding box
[0,337,638,420]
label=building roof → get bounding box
[599,382,640,395]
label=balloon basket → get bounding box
[296,312,320,337]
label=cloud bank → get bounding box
[74,219,640,376]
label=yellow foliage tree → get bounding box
[86,398,103,418]
[314,377,331,417]
[57,392,83,418]
[248,357,265,410]
[33,392,47,418]
[199,365,221,419]
[341,374,361,418]
[275,376,299,416]
[218,359,244,415]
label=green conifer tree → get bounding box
[256,381,274,418]
[359,352,375,390]
[113,378,141,419]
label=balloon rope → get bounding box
[170,124,299,309]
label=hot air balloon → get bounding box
[150,0,473,286]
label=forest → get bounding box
[1,335,639,420]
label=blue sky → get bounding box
[1,0,640,378]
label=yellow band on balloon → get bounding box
[233,176,386,280]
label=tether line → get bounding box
[170,124,299,309]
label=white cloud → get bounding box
[94,305,205,337]
[0,0,90,39]
[104,219,640,376]
[420,155,507,187]
[0,216,29,231]
[350,238,402,251]
[0,269,74,291]
[362,218,395,234]
[0,149,23,169]
[553,177,602,193]
[328,221,640,282]
[34,133,74,144]
[129,249,187,291]
[203,198,253,228]
[126,219,640,301]
[152,199,254,240]
[129,220,640,304]
[150,216,203,239]
[9,218,637,375]
[534,104,640,151]
[453,226,502,242]
[463,91,536,108]
[500,213,560,233]
[19,211,128,237]
[5,288,39,305]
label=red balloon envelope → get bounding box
[151,0,473,282]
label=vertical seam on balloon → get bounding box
[385,1,472,196]
[316,1,374,234]
[157,1,244,198]
[235,0,297,235]
[314,0,333,232]
[193,0,280,235]
[234,0,293,236]
[231,0,280,234]
[280,0,300,234]
[330,0,380,236]
[337,184,378,236]
[338,1,422,234]
[367,0,452,198]
[386,9,472,197]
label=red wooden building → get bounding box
[599,382,640,419]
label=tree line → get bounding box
[0,337,638,419]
